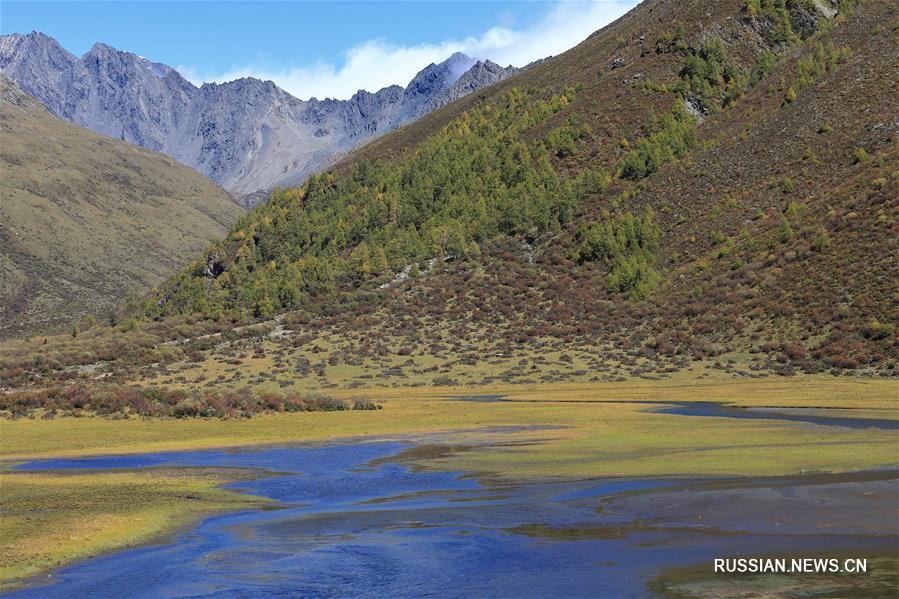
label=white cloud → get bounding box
[177,0,636,101]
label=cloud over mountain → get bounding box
[178,0,634,100]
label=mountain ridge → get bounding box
[0,32,519,203]
[140,0,897,378]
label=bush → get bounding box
[352,398,382,410]
[576,208,662,300]
[784,86,797,104]
[605,254,661,300]
[783,342,806,361]
[678,37,746,108]
[778,218,794,243]
[810,227,831,251]
[619,105,697,180]
[0,386,379,419]
[863,319,894,341]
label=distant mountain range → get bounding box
[0,32,519,204]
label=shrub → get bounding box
[619,105,698,180]
[655,23,687,53]
[0,386,377,419]
[784,86,797,104]
[783,342,806,361]
[778,218,794,243]
[576,208,662,300]
[352,398,382,410]
[863,319,895,341]
[546,120,592,158]
[780,178,795,194]
[605,254,661,300]
[678,37,746,108]
[810,227,831,251]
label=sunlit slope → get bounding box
[0,76,245,337]
[148,0,897,373]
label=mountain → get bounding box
[142,0,897,377]
[0,35,518,203]
[0,75,244,338]
[425,59,520,110]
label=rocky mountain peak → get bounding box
[82,41,182,81]
[85,41,116,55]
[425,59,520,110]
[0,33,517,203]
[405,52,476,100]
[0,31,75,69]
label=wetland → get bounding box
[5,390,898,597]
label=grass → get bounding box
[3,373,895,473]
[0,374,896,587]
[0,468,266,588]
[0,77,243,339]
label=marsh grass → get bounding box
[0,468,266,587]
[0,374,895,587]
[2,374,895,474]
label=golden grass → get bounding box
[0,374,895,587]
[0,469,265,587]
[2,374,895,475]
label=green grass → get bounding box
[0,468,266,587]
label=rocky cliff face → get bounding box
[0,33,518,203]
[426,59,520,110]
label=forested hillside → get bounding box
[138,0,896,377]
[6,0,891,389]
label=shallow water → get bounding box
[11,441,898,598]
[655,401,899,430]
[451,394,899,430]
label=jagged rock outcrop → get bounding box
[427,59,519,109]
[0,33,519,203]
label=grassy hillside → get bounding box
[135,0,895,376]
[0,76,245,338]
[1,0,895,391]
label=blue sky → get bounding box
[1,1,637,99]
